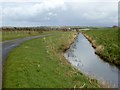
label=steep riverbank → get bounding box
[64,33,118,88]
[81,28,119,67]
[63,32,78,52]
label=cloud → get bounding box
[1,0,118,26]
[0,0,119,2]
[81,2,118,21]
[55,2,118,26]
[2,0,65,20]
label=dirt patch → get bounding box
[95,45,104,54]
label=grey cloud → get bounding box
[2,1,118,26]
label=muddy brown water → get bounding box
[64,33,119,88]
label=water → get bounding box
[64,33,119,88]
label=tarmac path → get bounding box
[0,34,52,89]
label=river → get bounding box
[64,33,119,88]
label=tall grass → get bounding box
[82,28,119,66]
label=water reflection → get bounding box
[64,33,119,87]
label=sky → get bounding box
[0,0,119,27]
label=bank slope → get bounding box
[82,28,119,66]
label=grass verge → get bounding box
[3,31,100,88]
[2,31,55,42]
[82,28,119,66]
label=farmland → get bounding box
[1,27,53,41]
[2,26,119,88]
[82,28,119,66]
[3,30,100,88]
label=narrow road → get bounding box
[0,34,52,89]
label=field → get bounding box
[3,31,100,88]
[82,28,119,66]
[2,30,52,42]
[2,31,40,41]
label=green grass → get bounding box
[2,31,54,42]
[3,31,100,88]
[82,28,119,66]
[0,31,2,41]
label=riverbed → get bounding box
[64,33,119,88]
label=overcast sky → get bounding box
[0,0,119,27]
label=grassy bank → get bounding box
[0,31,2,42]
[3,31,100,88]
[82,28,119,66]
